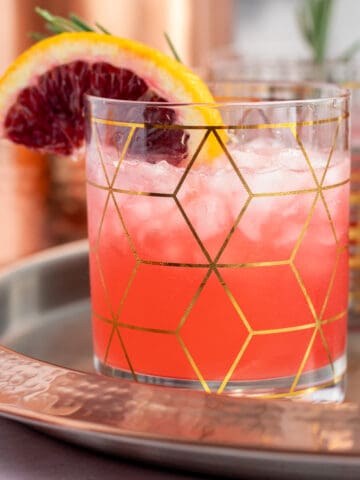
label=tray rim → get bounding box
[0,239,89,278]
[1,240,360,470]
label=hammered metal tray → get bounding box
[1,241,360,479]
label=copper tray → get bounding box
[1,240,360,479]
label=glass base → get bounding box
[94,353,346,402]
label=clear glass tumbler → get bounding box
[85,82,350,401]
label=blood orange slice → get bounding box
[0,32,223,164]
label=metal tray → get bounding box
[1,240,360,479]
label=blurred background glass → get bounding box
[207,0,360,316]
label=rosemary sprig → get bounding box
[337,40,360,62]
[297,0,334,64]
[29,31,47,41]
[30,7,111,39]
[95,22,112,35]
[297,0,360,63]
[68,13,94,32]
[164,32,182,63]
[31,7,183,63]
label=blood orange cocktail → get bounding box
[85,83,350,401]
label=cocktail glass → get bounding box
[85,82,350,401]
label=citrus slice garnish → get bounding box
[0,32,223,165]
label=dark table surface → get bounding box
[0,417,210,480]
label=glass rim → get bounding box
[86,81,350,109]
[208,45,358,67]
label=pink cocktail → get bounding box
[85,83,350,401]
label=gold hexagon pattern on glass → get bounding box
[86,108,349,400]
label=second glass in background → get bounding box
[208,52,360,318]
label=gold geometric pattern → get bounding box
[87,111,350,398]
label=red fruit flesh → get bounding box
[4,61,188,164]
